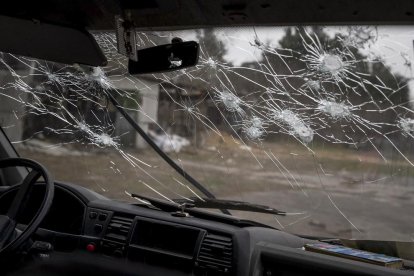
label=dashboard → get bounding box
[0,182,413,276]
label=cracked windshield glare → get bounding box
[1,26,414,241]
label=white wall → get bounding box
[110,77,160,149]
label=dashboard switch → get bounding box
[98,213,108,221]
[89,211,98,219]
[94,224,103,233]
[113,249,124,257]
[30,241,53,253]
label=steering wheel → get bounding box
[0,158,54,256]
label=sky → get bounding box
[175,25,414,103]
[178,26,414,76]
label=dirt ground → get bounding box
[15,138,414,242]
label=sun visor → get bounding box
[0,15,107,66]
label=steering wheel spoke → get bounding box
[7,170,41,220]
[0,215,16,248]
[0,158,54,256]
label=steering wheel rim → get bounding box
[0,158,54,256]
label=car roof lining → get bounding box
[1,0,414,32]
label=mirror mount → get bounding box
[115,15,138,61]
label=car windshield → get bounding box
[1,26,414,242]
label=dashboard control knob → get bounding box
[89,211,98,219]
[86,243,96,252]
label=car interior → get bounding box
[1,1,414,275]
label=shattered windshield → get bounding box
[1,26,414,241]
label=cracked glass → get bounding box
[1,26,414,241]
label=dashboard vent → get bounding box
[104,213,135,243]
[196,233,233,274]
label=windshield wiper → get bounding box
[175,198,287,216]
[109,92,288,217]
[131,193,286,216]
[130,193,283,229]
[106,92,231,215]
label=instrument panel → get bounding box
[2,182,410,276]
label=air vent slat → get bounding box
[203,234,232,242]
[202,241,232,248]
[199,254,232,260]
[198,257,233,266]
[197,233,233,274]
[199,249,232,257]
[199,253,232,260]
[104,213,134,243]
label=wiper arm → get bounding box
[175,198,287,216]
[106,92,230,215]
[130,193,281,228]
[131,194,286,215]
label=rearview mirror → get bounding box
[128,41,199,75]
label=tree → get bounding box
[225,27,410,146]
[196,29,229,64]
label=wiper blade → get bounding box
[131,193,181,212]
[107,92,230,215]
[174,198,287,216]
[130,193,278,228]
[132,194,288,216]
